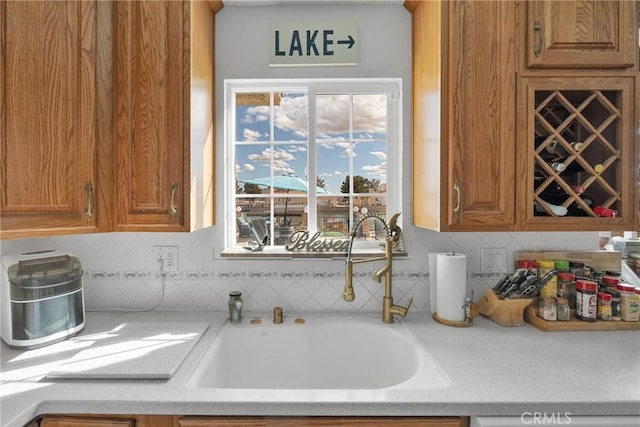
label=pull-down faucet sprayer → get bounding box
[343,212,412,323]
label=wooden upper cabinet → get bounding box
[113,1,189,231]
[1,0,218,239]
[524,0,637,69]
[0,1,101,239]
[409,0,517,231]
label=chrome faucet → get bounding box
[343,212,413,323]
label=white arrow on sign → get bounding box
[269,21,358,67]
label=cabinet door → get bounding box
[40,415,175,427]
[40,416,134,427]
[525,0,637,69]
[411,0,516,231]
[114,1,189,231]
[516,76,636,231]
[0,1,98,239]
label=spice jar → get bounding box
[591,269,605,284]
[576,279,598,322]
[517,260,537,272]
[537,260,557,298]
[569,261,586,278]
[557,271,576,308]
[619,283,640,321]
[539,298,557,321]
[604,289,622,321]
[556,297,570,321]
[597,292,612,321]
[601,275,620,292]
[554,259,569,273]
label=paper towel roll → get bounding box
[428,252,446,313]
[435,252,467,322]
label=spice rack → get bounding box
[517,250,640,331]
[524,304,640,331]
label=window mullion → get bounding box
[308,90,317,235]
[268,91,276,245]
[349,93,355,233]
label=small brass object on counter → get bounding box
[273,307,283,324]
[294,318,305,324]
[250,318,262,325]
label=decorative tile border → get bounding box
[86,270,500,280]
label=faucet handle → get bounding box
[402,296,414,315]
[393,296,413,318]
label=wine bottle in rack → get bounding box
[539,158,605,177]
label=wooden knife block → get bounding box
[477,289,534,327]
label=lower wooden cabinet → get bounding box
[40,416,134,427]
[39,414,173,427]
[39,415,469,427]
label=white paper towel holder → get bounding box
[433,290,478,327]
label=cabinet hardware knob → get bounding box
[85,182,93,220]
[533,20,544,57]
[170,182,178,218]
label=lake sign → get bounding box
[269,21,358,67]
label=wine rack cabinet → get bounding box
[517,76,636,231]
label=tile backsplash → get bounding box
[0,227,598,313]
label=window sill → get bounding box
[220,247,408,259]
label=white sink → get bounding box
[186,316,451,390]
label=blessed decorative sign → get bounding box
[285,230,350,252]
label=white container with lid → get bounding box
[1,250,86,349]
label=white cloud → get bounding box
[240,93,387,139]
[242,128,266,141]
[287,145,307,153]
[371,151,387,160]
[247,148,296,175]
[273,165,295,175]
[362,161,387,178]
[235,163,256,174]
[316,94,387,136]
[242,106,269,124]
[274,95,308,138]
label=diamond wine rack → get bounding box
[533,88,624,218]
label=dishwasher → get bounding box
[471,415,640,426]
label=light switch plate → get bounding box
[481,247,508,273]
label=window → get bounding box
[225,79,402,251]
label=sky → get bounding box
[234,92,388,194]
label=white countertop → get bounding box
[1,310,639,427]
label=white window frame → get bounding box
[224,78,402,253]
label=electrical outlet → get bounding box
[154,246,179,272]
[481,247,508,273]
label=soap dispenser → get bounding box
[228,291,243,324]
